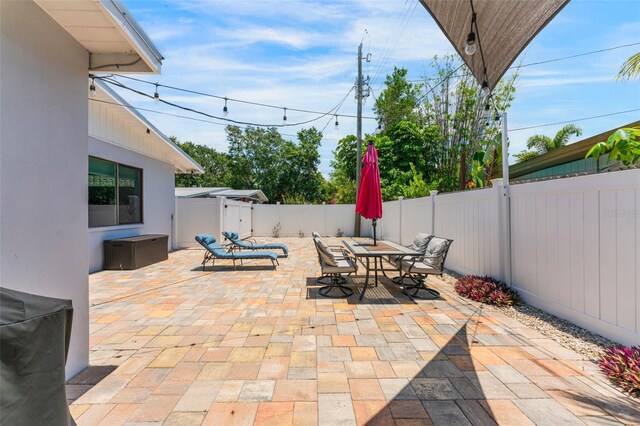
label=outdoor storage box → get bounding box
[103,234,168,270]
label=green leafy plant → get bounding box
[272,222,281,238]
[585,127,640,166]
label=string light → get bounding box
[89,78,97,97]
[334,114,339,130]
[153,83,160,103]
[282,107,287,123]
[480,80,490,97]
[465,14,477,56]
[223,97,228,117]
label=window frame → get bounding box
[89,156,144,228]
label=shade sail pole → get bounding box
[501,112,512,286]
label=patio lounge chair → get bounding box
[392,236,453,298]
[313,236,357,298]
[222,232,288,257]
[195,234,279,271]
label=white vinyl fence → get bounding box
[247,170,640,345]
[175,197,252,248]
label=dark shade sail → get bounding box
[419,0,570,89]
[0,287,74,425]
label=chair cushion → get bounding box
[401,259,440,275]
[228,232,239,240]
[422,237,450,269]
[408,233,433,253]
[315,238,338,266]
[321,258,357,274]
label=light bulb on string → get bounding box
[283,107,287,124]
[480,80,490,99]
[223,97,228,117]
[465,32,476,56]
[334,115,339,130]
[89,78,97,97]
[153,83,160,103]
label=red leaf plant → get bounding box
[454,275,519,307]
[598,345,640,397]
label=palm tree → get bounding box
[527,124,583,154]
[618,52,640,80]
[515,124,583,163]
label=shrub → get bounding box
[598,345,640,397]
[454,275,519,307]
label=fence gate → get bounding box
[239,203,252,238]
[222,199,252,239]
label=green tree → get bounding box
[373,67,423,129]
[618,52,640,80]
[586,127,640,166]
[525,124,583,155]
[514,150,541,163]
[278,128,326,203]
[172,137,231,188]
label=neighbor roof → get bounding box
[175,188,231,198]
[419,0,569,89]
[175,188,268,203]
[509,120,640,179]
[35,0,163,73]
[92,80,204,174]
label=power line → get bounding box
[509,108,640,132]
[370,1,420,89]
[408,41,640,83]
[105,74,376,119]
[370,0,416,85]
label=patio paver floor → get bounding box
[70,238,640,425]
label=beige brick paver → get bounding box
[70,238,640,425]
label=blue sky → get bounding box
[115,0,640,175]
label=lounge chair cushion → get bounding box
[321,257,357,274]
[422,237,450,269]
[223,231,289,255]
[233,250,278,261]
[197,234,217,246]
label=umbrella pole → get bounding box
[372,219,377,245]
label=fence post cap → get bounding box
[398,196,404,200]
[429,190,439,196]
[490,178,503,186]
[276,201,281,205]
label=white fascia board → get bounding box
[97,0,163,74]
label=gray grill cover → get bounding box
[0,287,74,425]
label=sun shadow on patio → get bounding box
[65,365,117,403]
[363,319,500,425]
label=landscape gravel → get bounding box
[440,271,616,361]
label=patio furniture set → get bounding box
[313,232,453,301]
[194,231,452,301]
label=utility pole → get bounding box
[354,42,363,237]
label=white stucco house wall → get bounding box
[0,0,167,379]
[88,80,203,272]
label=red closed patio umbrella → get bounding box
[356,141,383,245]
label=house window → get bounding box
[89,157,143,227]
